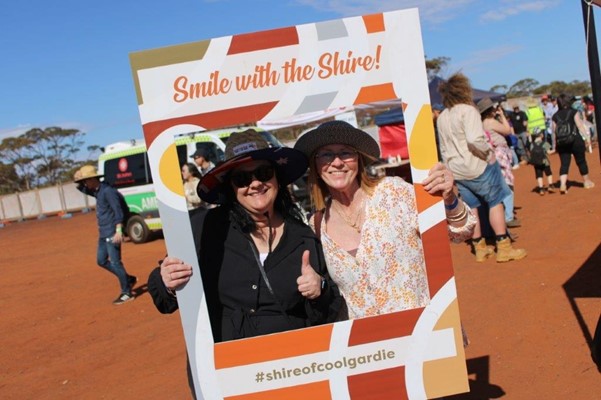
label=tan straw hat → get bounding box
[74,165,104,182]
[476,97,495,115]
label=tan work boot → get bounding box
[496,238,527,263]
[473,238,494,262]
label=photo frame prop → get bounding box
[130,8,468,399]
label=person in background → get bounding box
[509,104,529,164]
[190,147,215,176]
[294,120,475,319]
[528,129,555,196]
[552,94,595,194]
[181,162,204,213]
[74,165,137,305]
[432,102,445,161]
[541,94,558,151]
[571,96,593,151]
[582,95,596,143]
[478,98,520,228]
[149,129,342,342]
[436,73,527,263]
[526,99,547,141]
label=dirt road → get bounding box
[1,150,600,399]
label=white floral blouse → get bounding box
[314,177,474,320]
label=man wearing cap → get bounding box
[190,147,215,176]
[74,165,136,305]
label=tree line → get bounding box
[0,127,99,194]
[427,56,592,98]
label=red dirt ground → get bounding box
[1,150,601,399]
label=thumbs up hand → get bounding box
[297,250,322,300]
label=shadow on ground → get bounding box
[444,356,506,399]
[562,242,601,371]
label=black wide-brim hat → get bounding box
[293,120,380,159]
[197,129,308,204]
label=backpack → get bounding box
[528,141,546,166]
[555,110,577,147]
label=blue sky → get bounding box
[1,0,598,153]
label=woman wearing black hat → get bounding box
[294,120,475,320]
[149,129,341,342]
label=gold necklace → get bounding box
[331,197,365,233]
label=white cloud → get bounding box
[481,0,560,22]
[293,0,477,24]
[0,125,33,141]
[0,122,92,141]
[453,44,522,74]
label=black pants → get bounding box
[557,135,589,176]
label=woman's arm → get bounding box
[148,265,179,314]
[574,110,589,138]
[483,114,512,136]
[303,240,345,324]
[421,163,476,241]
[464,107,495,161]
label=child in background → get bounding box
[529,129,555,195]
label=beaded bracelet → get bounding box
[444,197,459,210]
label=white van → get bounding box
[97,127,285,243]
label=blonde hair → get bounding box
[307,149,383,211]
[439,73,474,109]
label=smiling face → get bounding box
[314,144,360,195]
[230,160,278,217]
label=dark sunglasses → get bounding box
[230,164,275,188]
[314,150,358,164]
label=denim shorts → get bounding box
[456,162,511,209]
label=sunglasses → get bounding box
[230,164,275,188]
[314,150,358,164]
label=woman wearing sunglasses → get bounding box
[149,129,342,343]
[294,120,475,320]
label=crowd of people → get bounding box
[503,90,596,194]
[434,73,597,262]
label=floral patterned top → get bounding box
[314,177,474,320]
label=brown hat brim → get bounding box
[197,147,308,204]
[293,121,380,159]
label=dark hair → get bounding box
[557,94,572,110]
[223,162,305,233]
[183,162,202,180]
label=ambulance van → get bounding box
[98,127,284,243]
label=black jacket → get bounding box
[148,206,342,342]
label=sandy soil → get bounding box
[1,150,600,399]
